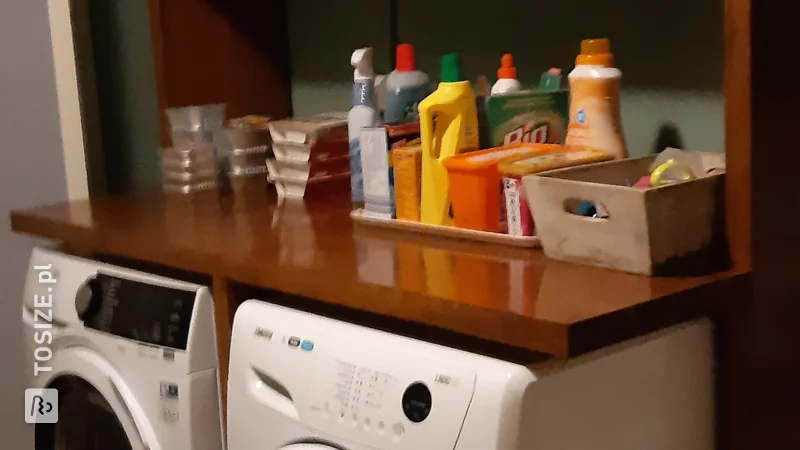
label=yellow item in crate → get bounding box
[419,53,479,226]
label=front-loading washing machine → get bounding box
[227,299,715,450]
[22,247,223,450]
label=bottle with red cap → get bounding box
[384,43,431,123]
[490,53,521,95]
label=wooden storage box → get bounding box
[523,152,726,275]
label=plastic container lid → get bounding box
[440,53,463,83]
[576,38,615,67]
[498,147,612,176]
[497,54,517,79]
[443,144,554,172]
[395,44,417,72]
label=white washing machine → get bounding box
[227,299,715,450]
[22,247,223,450]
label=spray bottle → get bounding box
[348,47,381,204]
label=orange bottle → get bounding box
[564,38,628,160]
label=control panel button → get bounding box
[300,340,314,351]
[363,417,371,430]
[377,421,385,434]
[401,382,432,423]
[392,422,405,437]
[287,336,300,348]
[74,278,98,320]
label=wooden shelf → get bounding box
[10,188,747,359]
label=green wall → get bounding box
[87,0,160,193]
[288,0,724,156]
[87,0,723,193]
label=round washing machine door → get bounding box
[281,444,344,450]
[34,347,160,450]
[36,375,133,450]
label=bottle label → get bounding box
[503,176,534,236]
[349,138,364,203]
[564,77,627,159]
[384,84,431,123]
[352,81,376,108]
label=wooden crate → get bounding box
[523,153,726,276]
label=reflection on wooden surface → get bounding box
[10,189,744,357]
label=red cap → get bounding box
[497,53,517,79]
[395,44,416,72]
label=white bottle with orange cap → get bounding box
[564,38,628,160]
[490,54,521,96]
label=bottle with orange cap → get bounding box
[490,53,521,95]
[564,38,628,160]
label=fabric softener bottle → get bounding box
[564,38,628,160]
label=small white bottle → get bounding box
[490,54,521,96]
[348,47,381,204]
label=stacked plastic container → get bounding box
[161,104,226,194]
[267,113,351,199]
[224,115,272,193]
[161,104,274,195]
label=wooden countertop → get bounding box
[10,188,747,358]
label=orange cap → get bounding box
[576,38,614,67]
[497,54,517,79]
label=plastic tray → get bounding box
[351,209,540,248]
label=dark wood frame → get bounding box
[13,0,800,446]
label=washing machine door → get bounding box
[281,444,342,450]
[34,347,160,450]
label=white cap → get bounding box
[351,47,375,80]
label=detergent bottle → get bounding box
[419,53,479,226]
[384,43,431,123]
[348,47,381,204]
[564,38,628,159]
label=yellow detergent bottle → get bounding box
[419,53,479,226]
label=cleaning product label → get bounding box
[482,91,569,149]
[349,138,364,202]
[565,77,627,159]
[385,84,431,123]
[360,128,394,217]
[393,146,422,222]
[352,81,376,107]
[503,176,533,236]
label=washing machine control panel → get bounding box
[251,325,478,450]
[307,355,476,450]
[81,272,197,350]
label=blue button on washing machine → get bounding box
[300,340,314,351]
